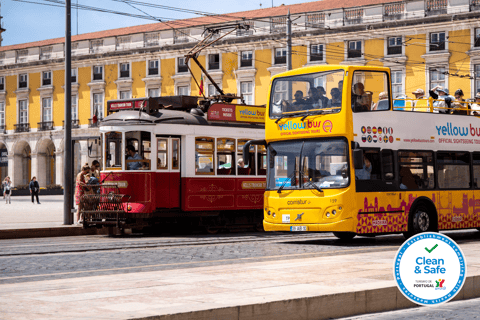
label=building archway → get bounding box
[36,138,56,187]
[13,140,31,186]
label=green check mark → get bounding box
[425,244,438,253]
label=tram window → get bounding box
[473,153,480,189]
[237,140,255,175]
[125,131,151,170]
[172,138,180,170]
[399,151,434,190]
[217,138,235,175]
[257,145,267,176]
[195,137,214,175]
[157,139,168,170]
[352,71,390,112]
[105,131,122,169]
[437,152,470,189]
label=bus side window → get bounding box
[365,150,381,180]
[474,153,480,189]
[381,150,394,180]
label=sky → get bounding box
[2,0,311,46]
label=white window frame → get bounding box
[390,70,405,98]
[239,50,254,68]
[428,66,447,91]
[147,88,160,98]
[386,36,403,56]
[207,83,221,96]
[240,81,254,105]
[18,73,28,89]
[428,31,448,53]
[42,71,52,87]
[176,57,189,74]
[207,53,221,71]
[119,90,132,100]
[18,99,28,124]
[119,62,130,79]
[347,40,363,59]
[474,64,480,96]
[71,94,78,121]
[274,48,287,65]
[71,68,78,83]
[176,85,190,96]
[147,59,160,76]
[92,65,104,81]
[92,93,104,120]
[42,97,53,122]
[309,44,324,62]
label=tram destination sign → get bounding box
[207,103,265,123]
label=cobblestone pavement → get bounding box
[340,297,480,319]
[1,229,479,285]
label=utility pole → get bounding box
[64,0,73,225]
[286,9,292,71]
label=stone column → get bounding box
[7,155,15,187]
[30,152,39,186]
[55,151,64,186]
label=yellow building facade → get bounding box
[1,0,480,187]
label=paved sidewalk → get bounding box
[0,195,69,230]
[1,241,480,320]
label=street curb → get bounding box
[134,275,480,320]
[0,226,110,239]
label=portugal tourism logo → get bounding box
[393,233,466,306]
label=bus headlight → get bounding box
[332,210,337,215]
[267,211,271,215]
[326,212,331,218]
[272,213,276,218]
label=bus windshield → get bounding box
[269,69,345,118]
[267,138,349,190]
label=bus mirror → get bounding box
[353,149,364,169]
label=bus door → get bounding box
[156,136,181,208]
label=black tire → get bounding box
[404,203,436,239]
[333,232,356,240]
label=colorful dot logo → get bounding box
[378,127,383,135]
[367,135,372,143]
[384,135,388,143]
[362,136,366,143]
[367,126,371,134]
[373,135,377,143]
[389,136,394,143]
[372,126,377,134]
[361,126,366,134]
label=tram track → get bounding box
[0,232,337,257]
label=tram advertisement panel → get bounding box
[207,103,265,123]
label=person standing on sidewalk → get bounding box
[29,176,41,204]
[75,163,90,224]
[3,176,12,204]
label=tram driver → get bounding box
[126,145,143,170]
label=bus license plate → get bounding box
[291,226,307,231]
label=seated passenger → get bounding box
[471,92,480,115]
[316,86,329,108]
[355,155,372,180]
[237,158,245,169]
[126,145,143,170]
[306,87,323,108]
[399,167,417,190]
[372,92,389,110]
[452,89,470,115]
[290,90,306,111]
[352,83,370,112]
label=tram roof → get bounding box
[100,109,265,128]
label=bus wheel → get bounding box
[333,232,356,240]
[405,203,436,239]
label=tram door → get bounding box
[156,137,181,208]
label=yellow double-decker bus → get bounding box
[245,65,480,239]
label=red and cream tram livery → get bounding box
[84,97,266,232]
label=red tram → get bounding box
[82,96,266,233]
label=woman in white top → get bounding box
[471,92,480,116]
[3,176,12,204]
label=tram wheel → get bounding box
[333,232,356,240]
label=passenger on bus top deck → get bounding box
[126,145,143,170]
[306,87,322,108]
[372,91,388,110]
[338,80,343,95]
[411,88,425,109]
[355,155,372,180]
[316,86,329,108]
[452,89,470,115]
[471,92,480,115]
[327,88,342,108]
[429,86,453,114]
[289,90,305,111]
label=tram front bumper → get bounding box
[263,217,354,232]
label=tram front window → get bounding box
[270,69,344,118]
[125,131,151,170]
[267,138,349,190]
